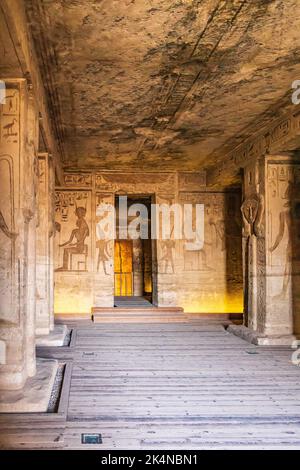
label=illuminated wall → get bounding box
[175,191,243,313]
[54,171,243,315]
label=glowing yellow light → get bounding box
[182,293,243,314]
[54,294,92,315]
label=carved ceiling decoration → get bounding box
[25,0,300,173]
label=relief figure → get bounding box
[97,240,112,275]
[160,239,175,273]
[55,206,89,272]
[269,181,295,300]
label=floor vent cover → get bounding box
[81,433,102,444]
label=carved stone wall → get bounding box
[54,189,93,313]
[177,191,243,313]
[55,171,243,314]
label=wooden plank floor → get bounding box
[1,319,300,449]
[65,321,300,449]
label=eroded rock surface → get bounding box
[26,0,300,170]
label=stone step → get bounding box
[92,306,185,323]
[114,296,153,308]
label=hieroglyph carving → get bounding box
[211,111,300,181]
[178,172,206,192]
[64,173,92,187]
[95,172,175,194]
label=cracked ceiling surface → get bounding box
[26,0,300,171]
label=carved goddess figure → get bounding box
[269,181,294,299]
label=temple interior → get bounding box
[0,0,300,450]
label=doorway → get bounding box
[114,240,133,296]
[114,195,153,306]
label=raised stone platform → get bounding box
[36,324,68,347]
[0,358,58,413]
[227,324,296,346]
[92,306,185,323]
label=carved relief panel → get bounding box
[177,191,243,313]
[95,193,114,276]
[155,194,176,275]
[64,173,92,188]
[178,192,232,273]
[95,172,176,194]
[55,190,92,272]
[267,162,300,301]
[178,172,206,192]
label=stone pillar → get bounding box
[231,155,300,345]
[24,209,37,377]
[133,238,143,296]
[24,88,39,376]
[154,194,178,307]
[36,153,53,335]
[48,157,55,331]
[0,79,38,389]
[265,156,300,339]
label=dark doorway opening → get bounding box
[114,195,152,307]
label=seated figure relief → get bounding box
[55,206,89,272]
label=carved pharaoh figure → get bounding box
[160,239,175,273]
[97,240,112,275]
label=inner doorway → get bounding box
[114,195,153,306]
[114,240,133,296]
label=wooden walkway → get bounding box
[1,319,300,449]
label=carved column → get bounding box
[24,208,36,377]
[48,157,55,331]
[239,155,300,344]
[36,153,53,335]
[0,79,38,389]
[133,238,143,296]
[24,88,39,376]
